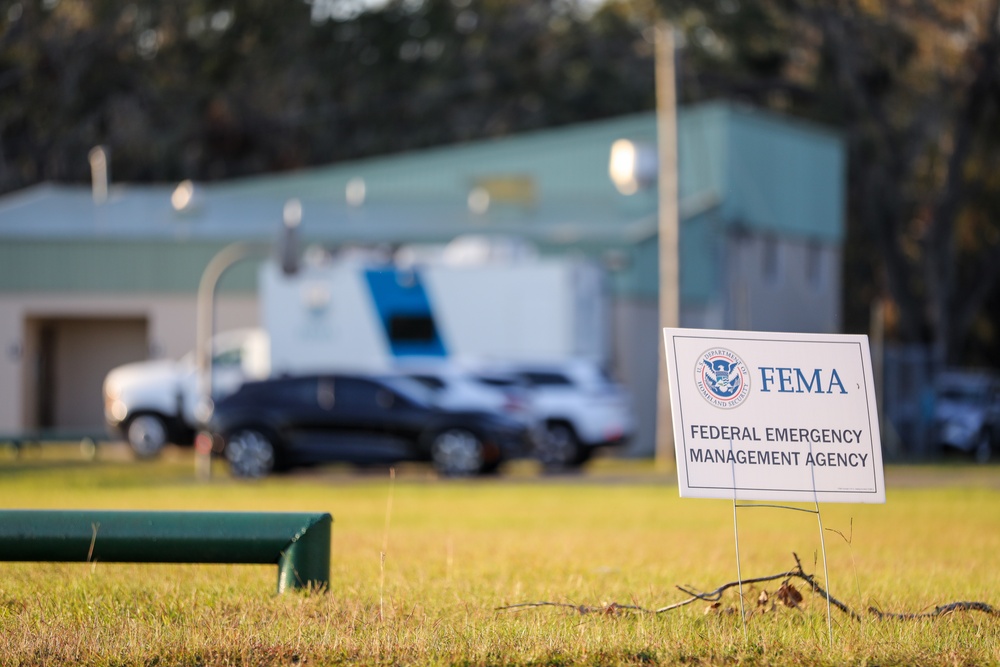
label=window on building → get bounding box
[762,235,780,284]
[806,242,824,289]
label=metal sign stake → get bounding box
[729,500,834,647]
[814,499,834,645]
[730,440,749,640]
[730,439,834,647]
[809,438,834,646]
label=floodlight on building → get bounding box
[346,177,366,207]
[171,180,196,211]
[608,139,658,196]
[467,186,490,214]
[88,146,109,204]
[283,198,303,228]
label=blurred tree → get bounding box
[798,0,1000,365]
[4,0,1000,364]
[0,0,654,190]
[646,0,1000,365]
[297,0,655,159]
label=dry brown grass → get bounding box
[0,446,997,666]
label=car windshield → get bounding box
[476,375,520,388]
[378,375,437,407]
[937,386,988,404]
[519,371,572,387]
[406,374,447,391]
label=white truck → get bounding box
[102,329,269,458]
[103,248,632,464]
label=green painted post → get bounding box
[277,512,333,593]
[0,510,332,593]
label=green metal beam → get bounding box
[0,510,332,593]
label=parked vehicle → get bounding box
[102,329,269,458]
[491,360,635,470]
[396,361,539,429]
[207,373,532,478]
[104,247,607,458]
[104,249,609,460]
[932,370,999,463]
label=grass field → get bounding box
[0,444,998,666]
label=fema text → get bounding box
[688,448,870,468]
[689,424,865,444]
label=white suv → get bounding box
[394,361,539,432]
[495,360,635,470]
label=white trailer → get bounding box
[422,260,607,363]
[259,254,609,373]
[260,259,395,375]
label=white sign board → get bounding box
[663,328,885,504]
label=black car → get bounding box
[206,373,532,478]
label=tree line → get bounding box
[3,0,1000,366]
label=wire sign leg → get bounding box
[815,500,833,647]
[732,496,749,642]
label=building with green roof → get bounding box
[0,100,844,456]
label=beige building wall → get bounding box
[610,298,659,458]
[727,235,841,334]
[0,293,258,434]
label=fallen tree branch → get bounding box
[788,552,862,621]
[659,568,799,613]
[495,601,650,614]
[496,553,997,621]
[869,601,999,619]
[656,552,860,621]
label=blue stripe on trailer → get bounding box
[364,269,446,357]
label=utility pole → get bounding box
[654,20,679,470]
[192,199,302,481]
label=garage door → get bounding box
[35,318,149,430]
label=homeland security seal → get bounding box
[695,348,751,409]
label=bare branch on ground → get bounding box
[496,553,998,621]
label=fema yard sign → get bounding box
[663,328,885,504]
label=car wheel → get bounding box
[536,422,585,470]
[224,428,276,479]
[431,429,485,477]
[126,414,169,459]
[974,431,993,464]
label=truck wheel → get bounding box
[536,422,586,471]
[126,414,169,459]
[224,428,276,479]
[431,429,484,477]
